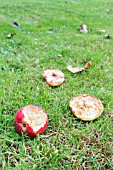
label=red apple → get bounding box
[14,105,48,138]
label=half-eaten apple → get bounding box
[14,105,48,137]
[42,69,65,86]
[70,94,104,121]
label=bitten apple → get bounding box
[14,105,48,137]
[42,69,65,86]
[70,94,104,121]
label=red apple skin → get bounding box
[14,105,48,138]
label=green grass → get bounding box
[0,0,113,169]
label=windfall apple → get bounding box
[42,69,64,86]
[70,94,104,121]
[14,105,48,137]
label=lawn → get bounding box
[0,0,113,169]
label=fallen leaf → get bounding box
[67,65,85,73]
[67,61,91,73]
[80,24,88,33]
[12,22,20,27]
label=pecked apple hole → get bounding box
[52,73,57,77]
